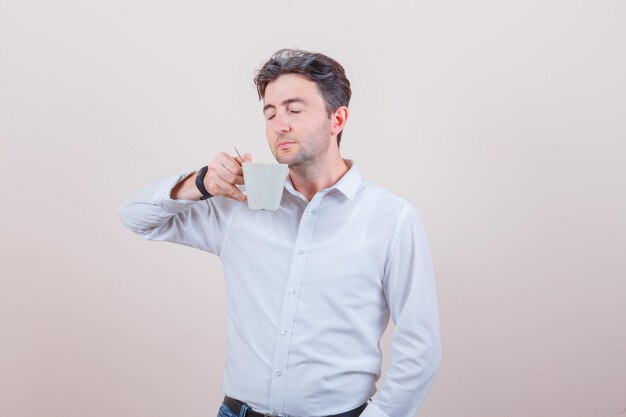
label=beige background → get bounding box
[1,0,625,416]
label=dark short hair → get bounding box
[254,48,351,145]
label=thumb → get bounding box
[242,153,253,163]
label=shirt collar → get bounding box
[284,159,363,201]
[331,159,362,200]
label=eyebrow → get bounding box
[263,98,307,113]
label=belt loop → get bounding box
[239,403,251,417]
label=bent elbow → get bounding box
[117,199,149,235]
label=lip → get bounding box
[277,141,296,149]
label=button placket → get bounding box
[267,197,324,414]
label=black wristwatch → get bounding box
[195,166,213,200]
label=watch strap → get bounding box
[195,166,213,200]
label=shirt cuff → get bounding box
[360,402,389,417]
[156,169,200,213]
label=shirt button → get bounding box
[289,290,296,296]
[306,210,313,216]
[281,330,287,336]
[298,249,305,255]
[275,371,283,377]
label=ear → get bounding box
[330,106,349,137]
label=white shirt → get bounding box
[118,162,441,417]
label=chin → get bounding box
[274,150,295,165]
[277,157,296,166]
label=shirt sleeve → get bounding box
[117,169,237,255]
[362,205,442,417]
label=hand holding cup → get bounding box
[204,151,252,202]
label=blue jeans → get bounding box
[217,401,368,417]
[218,401,250,417]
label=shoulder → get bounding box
[357,180,418,218]
[355,180,430,247]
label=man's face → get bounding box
[263,74,333,167]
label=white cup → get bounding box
[242,163,288,210]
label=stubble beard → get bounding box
[273,120,332,171]
[276,142,317,168]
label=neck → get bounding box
[289,153,349,201]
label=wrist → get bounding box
[170,172,203,200]
[195,165,213,200]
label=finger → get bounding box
[206,169,236,194]
[216,168,244,185]
[219,153,244,175]
[214,177,247,202]
[211,160,243,184]
[209,155,242,184]
[235,153,253,165]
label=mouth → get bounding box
[277,141,296,149]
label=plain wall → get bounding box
[1,1,625,416]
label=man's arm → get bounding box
[362,206,442,417]
[118,152,251,254]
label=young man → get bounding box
[119,49,441,417]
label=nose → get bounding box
[273,112,291,134]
